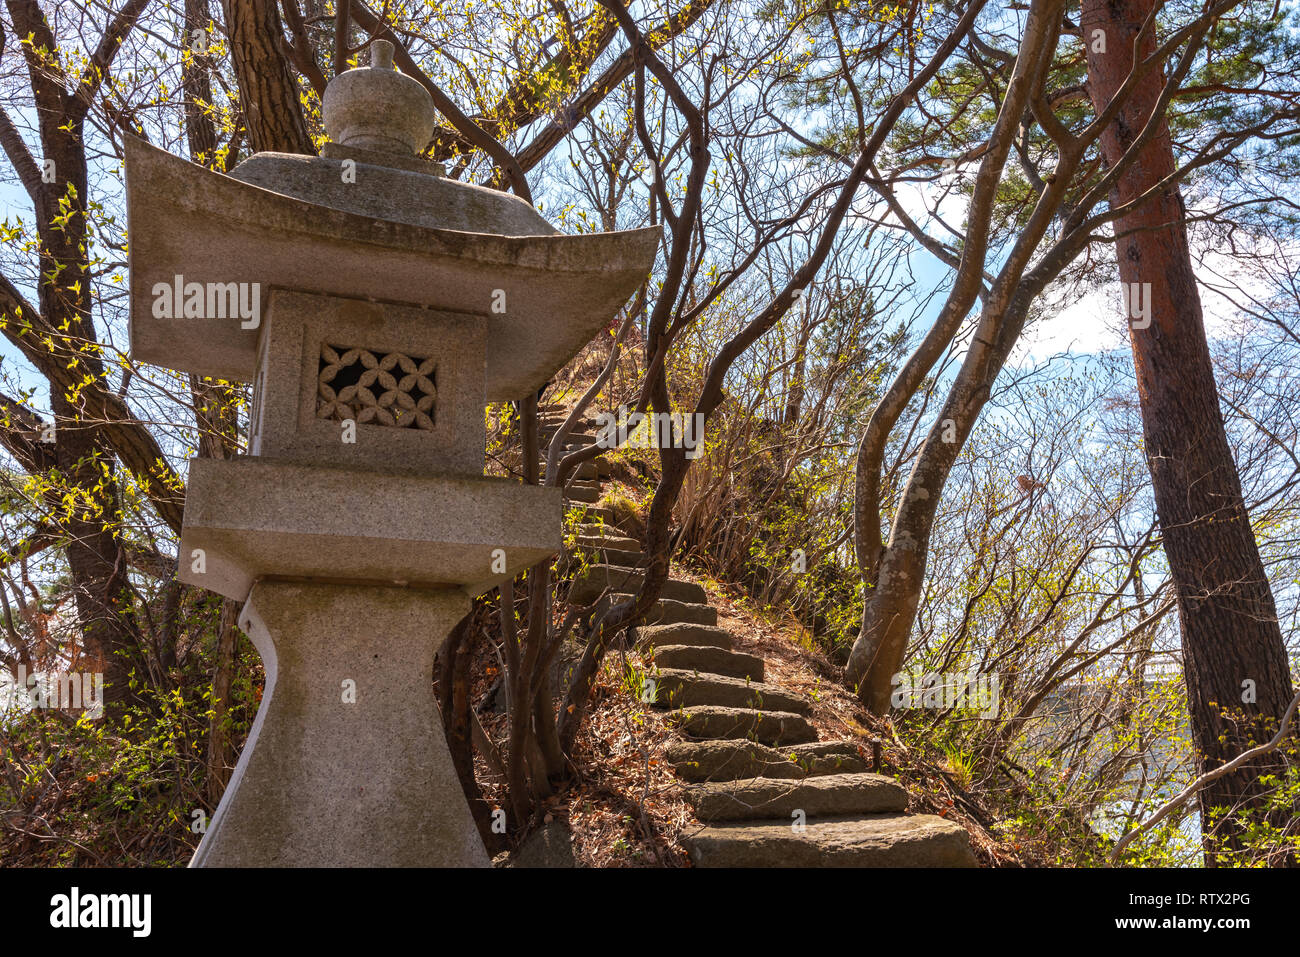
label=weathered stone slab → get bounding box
[651,644,763,681]
[574,529,641,550]
[568,505,617,525]
[675,705,817,746]
[788,741,869,776]
[668,739,866,782]
[652,668,809,715]
[581,547,646,568]
[563,484,601,503]
[685,773,907,822]
[639,599,717,627]
[504,820,576,868]
[790,741,862,759]
[683,813,977,867]
[635,623,733,650]
[666,740,806,782]
[569,565,706,605]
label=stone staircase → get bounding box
[539,405,977,867]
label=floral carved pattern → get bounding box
[316,344,436,430]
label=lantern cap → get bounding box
[322,39,436,155]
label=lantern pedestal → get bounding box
[192,581,488,867]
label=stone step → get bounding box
[638,598,716,627]
[545,440,598,456]
[676,705,817,746]
[651,644,763,681]
[557,550,640,578]
[668,740,806,782]
[574,526,639,549]
[791,741,860,760]
[569,565,706,606]
[569,505,616,525]
[566,548,646,571]
[685,772,907,823]
[788,741,871,776]
[543,459,599,480]
[563,484,601,504]
[635,623,733,650]
[651,668,809,715]
[585,547,646,568]
[538,412,597,426]
[538,445,602,461]
[682,813,977,867]
[667,739,870,783]
[565,591,717,627]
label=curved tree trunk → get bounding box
[846,0,1068,711]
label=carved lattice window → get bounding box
[317,344,436,430]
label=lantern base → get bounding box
[191,580,489,867]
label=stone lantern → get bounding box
[125,41,657,867]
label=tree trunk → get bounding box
[223,0,315,155]
[1082,0,1297,863]
[437,612,501,851]
[205,598,240,805]
[783,302,813,428]
[182,0,218,163]
[7,0,144,709]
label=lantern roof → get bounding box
[126,42,657,400]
